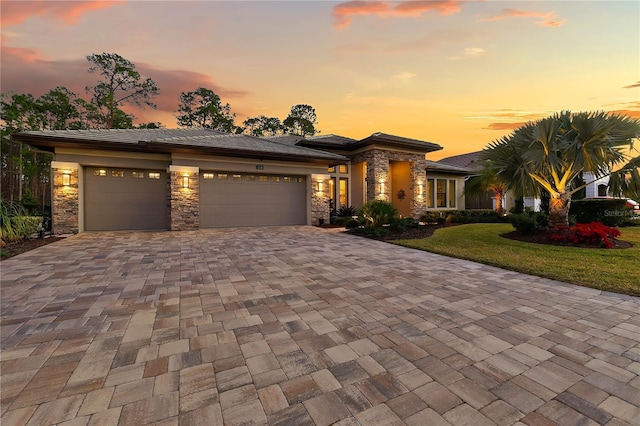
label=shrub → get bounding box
[0,199,43,243]
[435,217,446,225]
[337,205,357,217]
[510,213,542,236]
[419,212,438,223]
[550,222,621,249]
[361,200,397,227]
[570,199,627,227]
[345,218,361,230]
[332,216,349,226]
[390,217,417,232]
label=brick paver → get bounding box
[1,226,639,425]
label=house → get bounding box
[15,129,347,233]
[15,129,448,233]
[268,133,444,217]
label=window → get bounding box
[339,178,348,207]
[295,177,304,183]
[329,178,336,203]
[283,177,291,182]
[111,170,124,177]
[217,173,228,180]
[449,180,456,208]
[245,175,255,181]
[148,172,160,179]
[598,184,607,197]
[339,165,347,174]
[259,176,268,182]
[271,176,280,182]
[437,179,447,208]
[202,173,214,180]
[328,166,336,173]
[232,174,242,181]
[132,171,144,178]
[427,179,434,208]
[94,169,107,177]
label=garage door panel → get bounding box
[200,173,306,228]
[85,167,168,231]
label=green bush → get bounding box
[337,206,357,217]
[570,199,628,227]
[436,217,446,225]
[345,218,361,230]
[361,200,397,227]
[1,199,43,243]
[419,212,438,223]
[510,212,547,236]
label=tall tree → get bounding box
[176,87,237,132]
[283,104,318,137]
[481,111,640,227]
[1,93,42,203]
[85,52,159,129]
[243,115,283,136]
[36,87,82,130]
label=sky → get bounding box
[1,0,639,160]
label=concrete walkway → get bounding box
[1,227,639,425]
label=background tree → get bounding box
[176,87,237,132]
[85,52,159,129]
[243,115,283,136]
[481,111,640,227]
[466,164,507,214]
[36,87,82,130]
[283,104,318,137]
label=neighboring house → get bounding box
[15,129,445,233]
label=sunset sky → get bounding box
[2,0,639,159]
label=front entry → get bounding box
[390,161,412,217]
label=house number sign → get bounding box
[256,165,264,170]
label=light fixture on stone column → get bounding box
[62,170,71,186]
[182,174,189,189]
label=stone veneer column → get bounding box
[51,161,80,234]
[311,174,331,225]
[410,157,427,218]
[168,166,199,231]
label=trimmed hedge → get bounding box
[570,199,627,227]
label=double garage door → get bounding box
[200,171,306,227]
[84,167,306,230]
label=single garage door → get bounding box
[84,167,168,231]
[200,171,306,227]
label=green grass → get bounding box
[393,224,640,296]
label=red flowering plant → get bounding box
[549,222,621,249]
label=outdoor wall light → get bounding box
[379,181,385,194]
[62,171,71,186]
[182,175,189,189]
[317,180,324,193]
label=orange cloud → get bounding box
[609,102,640,119]
[333,0,462,29]
[484,122,526,131]
[1,0,123,27]
[623,81,640,89]
[485,8,565,27]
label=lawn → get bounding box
[393,223,640,296]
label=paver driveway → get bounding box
[1,227,639,425]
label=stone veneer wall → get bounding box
[351,149,427,218]
[169,170,199,231]
[310,177,331,225]
[51,166,79,234]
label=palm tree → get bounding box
[465,164,507,214]
[481,111,640,227]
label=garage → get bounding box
[84,167,168,231]
[200,171,306,227]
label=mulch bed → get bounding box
[342,223,633,249]
[1,236,64,260]
[501,230,633,249]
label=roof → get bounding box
[437,151,482,171]
[299,132,442,153]
[425,160,474,175]
[263,135,306,146]
[14,129,348,164]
